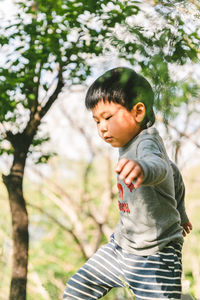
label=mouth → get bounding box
[104,136,113,142]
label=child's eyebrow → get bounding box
[93,110,113,119]
[92,112,102,119]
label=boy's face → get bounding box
[92,100,142,147]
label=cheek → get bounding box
[97,126,103,137]
[108,121,119,135]
[109,118,128,134]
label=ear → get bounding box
[132,102,146,123]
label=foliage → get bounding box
[109,1,200,121]
[0,0,199,158]
[0,0,140,160]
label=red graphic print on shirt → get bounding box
[117,183,123,201]
[118,201,130,213]
[117,182,130,214]
[127,182,135,192]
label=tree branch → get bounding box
[41,187,94,259]
[40,65,64,119]
[24,65,64,139]
[168,123,200,149]
[27,202,88,260]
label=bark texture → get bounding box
[3,146,29,300]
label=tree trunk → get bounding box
[2,70,63,300]
[3,152,28,300]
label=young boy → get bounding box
[63,67,192,300]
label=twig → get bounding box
[27,202,89,260]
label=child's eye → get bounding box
[105,116,112,120]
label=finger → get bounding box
[188,222,193,230]
[124,165,142,185]
[115,158,129,173]
[184,223,192,233]
[182,230,186,237]
[185,226,190,233]
[118,161,138,182]
[134,175,144,189]
[183,225,189,233]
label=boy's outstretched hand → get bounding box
[182,221,193,237]
[116,158,144,189]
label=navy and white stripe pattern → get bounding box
[63,237,182,299]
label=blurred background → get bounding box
[0,0,200,299]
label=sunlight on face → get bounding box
[92,100,141,147]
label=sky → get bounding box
[0,0,16,18]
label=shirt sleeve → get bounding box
[136,138,169,186]
[170,160,189,225]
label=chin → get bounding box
[110,142,122,148]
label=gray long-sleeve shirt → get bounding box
[170,161,189,225]
[114,127,184,256]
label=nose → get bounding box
[98,120,108,133]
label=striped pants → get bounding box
[63,237,182,300]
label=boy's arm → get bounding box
[135,138,169,186]
[170,160,192,236]
[170,160,189,225]
[116,138,169,188]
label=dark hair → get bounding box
[85,67,155,128]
